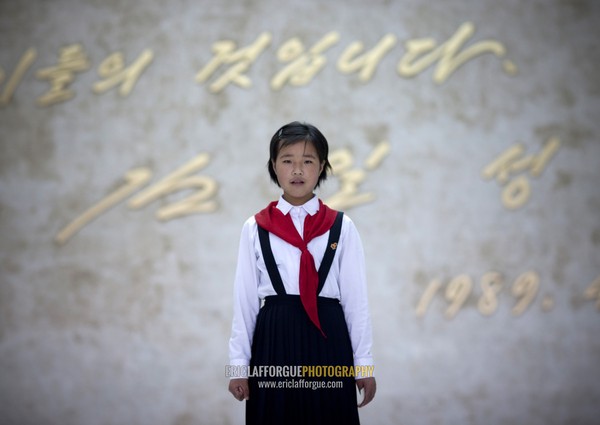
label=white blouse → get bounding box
[228,196,374,374]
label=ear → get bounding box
[319,161,324,174]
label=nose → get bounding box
[292,164,303,175]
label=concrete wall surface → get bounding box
[0,0,599,424]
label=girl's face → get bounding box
[272,141,324,206]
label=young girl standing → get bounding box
[228,121,376,424]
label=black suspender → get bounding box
[317,211,344,293]
[257,224,286,295]
[257,211,344,296]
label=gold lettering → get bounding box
[337,34,397,82]
[55,153,217,245]
[271,32,340,90]
[477,271,504,316]
[36,44,91,106]
[415,278,442,319]
[445,274,472,319]
[481,144,525,184]
[511,271,540,316]
[326,168,372,210]
[195,32,272,93]
[397,22,516,84]
[92,49,154,96]
[0,48,37,107]
[54,168,152,245]
[127,153,218,219]
[415,271,554,319]
[325,141,389,210]
[482,138,560,210]
[530,136,561,177]
[501,175,531,210]
[364,140,391,170]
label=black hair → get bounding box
[267,121,332,188]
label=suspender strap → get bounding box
[257,210,344,297]
[317,211,344,294]
[257,225,287,295]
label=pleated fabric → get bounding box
[247,294,359,425]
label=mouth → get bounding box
[290,179,305,185]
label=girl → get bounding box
[228,121,376,424]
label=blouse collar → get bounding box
[276,195,319,216]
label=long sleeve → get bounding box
[228,218,261,368]
[337,217,375,376]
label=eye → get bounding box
[304,159,314,164]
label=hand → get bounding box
[356,377,376,407]
[228,378,250,401]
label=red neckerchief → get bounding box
[255,199,337,337]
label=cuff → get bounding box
[353,357,375,379]
[227,359,250,379]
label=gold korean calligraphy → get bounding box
[0,22,517,106]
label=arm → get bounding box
[337,217,376,406]
[228,219,261,400]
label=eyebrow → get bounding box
[279,153,318,159]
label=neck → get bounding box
[282,193,315,206]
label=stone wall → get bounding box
[1,0,599,424]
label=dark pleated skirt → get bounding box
[247,294,359,425]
